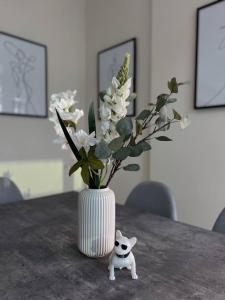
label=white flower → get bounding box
[54,123,73,137]
[99,76,132,143]
[49,90,83,125]
[118,78,132,101]
[53,123,73,150]
[50,90,77,112]
[101,121,110,135]
[112,77,120,89]
[73,130,98,152]
[180,116,190,129]
[60,108,84,124]
[111,96,129,116]
[100,103,111,121]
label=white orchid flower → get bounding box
[52,123,73,150]
[49,90,84,130]
[60,108,84,124]
[180,116,190,129]
[73,130,98,152]
[54,123,73,137]
[50,90,77,112]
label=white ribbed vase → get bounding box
[78,188,115,257]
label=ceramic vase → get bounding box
[78,187,115,257]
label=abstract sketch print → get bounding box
[204,26,225,106]
[107,52,120,84]
[4,40,37,114]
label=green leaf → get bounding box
[129,141,151,157]
[79,147,88,160]
[173,109,182,120]
[156,94,168,112]
[81,164,90,185]
[56,110,81,161]
[116,117,133,136]
[89,159,104,170]
[69,161,82,176]
[88,102,96,135]
[95,141,111,159]
[108,136,124,152]
[123,164,140,171]
[168,77,178,94]
[155,136,172,141]
[112,147,130,160]
[126,93,136,102]
[166,98,177,104]
[139,141,151,151]
[136,110,151,121]
[136,120,143,135]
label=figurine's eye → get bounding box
[115,241,119,247]
[121,244,127,250]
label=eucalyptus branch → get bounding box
[105,160,122,187]
[100,161,109,187]
[142,120,178,142]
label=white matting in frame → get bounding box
[0,32,47,117]
[195,0,225,109]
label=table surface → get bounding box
[1,192,225,300]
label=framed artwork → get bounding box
[0,32,47,117]
[195,0,225,109]
[97,38,137,117]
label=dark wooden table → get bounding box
[1,192,225,300]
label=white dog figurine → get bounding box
[108,230,138,280]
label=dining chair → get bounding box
[212,208,225,234]
[0,177,24,204]
[126,181,177,221]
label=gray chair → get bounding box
[212,208,225,234]
[126,181,177,221]
[0,177,24,204]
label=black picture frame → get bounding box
[0,31,48,118]
[97,38,137,117]
[195,0,225,109]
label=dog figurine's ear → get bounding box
[129,237,137,248]
[116,230,122,239]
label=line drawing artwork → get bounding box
[203,26,225,106]
[4,40,37,114]
[107,52,120,83]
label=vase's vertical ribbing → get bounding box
[78,188,115,257]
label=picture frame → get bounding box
[0,32,47,118]
[97,38,137,117]
[195,0,225,109]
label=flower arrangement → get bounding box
[49,54,189,189]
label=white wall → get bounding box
[150,0,224,229]
[0,0,86,197]
[86,0,151,204]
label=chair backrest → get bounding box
[0,177,24,204]
[212,208,225,234]
[126,181,177,221]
